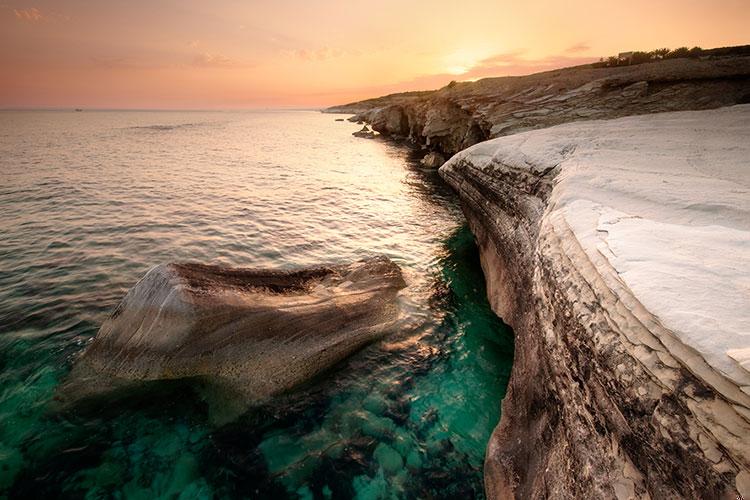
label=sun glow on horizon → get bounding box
[446,65,470,75]
[1,0,748,108]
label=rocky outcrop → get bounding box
[331,49,750,158]
[439,106,750,498]
[419,151,445,168]
[352,124,375,138]
[61,256,406,416]
[368,104,409,137]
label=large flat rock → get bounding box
[440,105,750,498]
[62,256,406,414]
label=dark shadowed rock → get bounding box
[352,124,375,138]
[61,256,406,417]
[369,104,409,137]
[419,152,445,168]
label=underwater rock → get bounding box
[440,106,750,498]
[62,256,406,413]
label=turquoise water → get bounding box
[0,110,513,498]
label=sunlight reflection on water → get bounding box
[0,110,512,498]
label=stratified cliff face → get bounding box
[329,51,750,160]
[440,106,750,499]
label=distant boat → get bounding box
[74,108,83,112]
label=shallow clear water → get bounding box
[0,110,513,498]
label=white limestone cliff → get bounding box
[440,105,750,498]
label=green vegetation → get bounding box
[594,44,750,68]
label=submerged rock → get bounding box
[419,152,445,168]
[62,256,406,415]
[440,105,750,498]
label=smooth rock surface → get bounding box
[62,256,406,412]
[440,106,750,498]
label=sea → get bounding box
[0,110,513,499]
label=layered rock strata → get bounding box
[440,106,750,498]
[329,50,750,159]
[62,256,406,410]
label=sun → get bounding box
[447,65,470,75]
[443,48,484,76]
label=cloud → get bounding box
[565,43,590,53]
[12,6,69,23]
[305,50,600,107]
[191,52,241,68]
[14,7,43,22]
[323,50,598,102]
[286,47,350,61]
[453,50,597,80]
[90,56,132,69]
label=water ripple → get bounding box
[0,110,513,498]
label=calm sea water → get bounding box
[0,110,513,499]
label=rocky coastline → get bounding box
[329,50,750,498]
[441,106,750,498]
[328,50,750,166]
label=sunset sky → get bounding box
[1,0,749,109]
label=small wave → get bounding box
[125,122,209,131]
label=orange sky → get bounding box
[1,0,749,109]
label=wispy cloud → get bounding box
[284,47,358,61]
[308,50,600,107]
[14,7,43,22]
[191,52,242,68]
[12,6,68,23]
[565,43,590,53]
[89,56,135,69]
[455,50,597,80]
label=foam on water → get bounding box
[0,110,512,498]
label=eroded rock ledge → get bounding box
[62,256,406,416]
[440,106,750,498]
[329,50,750,161]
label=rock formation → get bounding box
[352,124,375,138]
[439,106,750,498]
[419,151,445,168]
[330,50,750,158]
[61,256,406,416]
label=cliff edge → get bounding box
[439,106,750,498]
[328,49,750,163]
